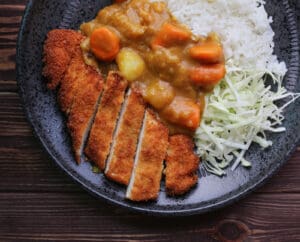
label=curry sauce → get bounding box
[79,0,225,134]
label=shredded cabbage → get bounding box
[195,63,300,176]
[159,0,300,175]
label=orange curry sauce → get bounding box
[80,0,226,135]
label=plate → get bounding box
[16,0,300,216]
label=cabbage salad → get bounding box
[163,0,300,175]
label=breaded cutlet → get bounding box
[165,135,199,196]
[58,43,88,114]
[126,110,169,202]
[105,89,146,185]
[85,72,128,170]
[43,29,200,200]
[43,29,104,164]
[67,65,104,164]
[43,29,84,90]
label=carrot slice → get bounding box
[151,23,191,48]
[90,27,120,61]
[189,63,226,86]
[162,97,201,130]
[186,103,201,130]
[189,43,223,63]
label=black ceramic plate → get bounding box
[16,0,300,216]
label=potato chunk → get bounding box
[145,80,175,110]
[116,48,145,81]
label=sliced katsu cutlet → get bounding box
[43,29,104,163]
[165,135,199,196]
[58,42,88,114]
[67,65,104,164]
[43,29,84,90]
[126,110,169,202]
[85,72,128,170]
[105,89,146,185]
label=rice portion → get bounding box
[157,0,300,175]
[163,0,286,75]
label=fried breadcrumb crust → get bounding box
[67,64,104,163]
[43,29,104,164]
[165,135,199,196]
[126,110,169,201]
[105,90,146,185]
[85,72,128,170]
[43,29,84,90]
[58,44,88,114]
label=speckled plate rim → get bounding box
[16,0,300,216]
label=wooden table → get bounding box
[0,1,299,241]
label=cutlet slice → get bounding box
[105,89,146,185]
[67,65,104,164]
[165,135,199,196]
[43,29,104,163]
[126,110,169,202]
[58,44,88,114]
[85,72,128,170]
[43,29,84,90]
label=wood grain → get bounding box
[0,1,299,241]
[0,3,24,92]
[0,193,299,241]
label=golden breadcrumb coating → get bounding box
[43,29,84,90]
[85,72,128,170]
[67,64,104,163]
[57,44,90,114]
[126,110,169,202]
[105,89,146,185]
[43,29,104,163]
[165,135,199,196]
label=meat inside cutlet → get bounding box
[165,135,199,196]
[105,89,146,185]
[43,29,84,90]
[126,110,169,202]
[85,72,128,170]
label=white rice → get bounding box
[162,0,287,75]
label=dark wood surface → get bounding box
[0,1,300,241]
